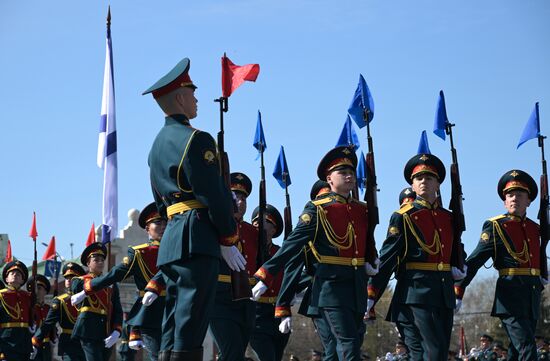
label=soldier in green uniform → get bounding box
[253,147,378,361]
[455,170,546,361]
[143,57,240,361]
[367,153,466,361]
[71,242,123,361]
[32,262,86,361]
[28,274,53,361]
[118,315,136,361]
[72,202,167,360]
[0,260,33,361]
[210,172,258,361]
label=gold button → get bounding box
[441,278,445,282]
[437,262,444,271]
[528,238,531,242]
[434,212,438,216]
[441,244,445,248]
[439,228,442,232]
[414,216,418,220]
[351,258,358,266]
[504,224,507,228]
[242,240,245,244]
[530,254,533,257]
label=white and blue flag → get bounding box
[97,24,117,244]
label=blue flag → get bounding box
[336,115,360,151]
[253,110,267,154]
[348,74,375,129]
[273,146,291,189]
[433,90,448,140]
[98,20,118,244]
[517,102,540,148]
[44,260,61,278]
[357,151,367,191]
[417,130,431,154]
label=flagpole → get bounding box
[105,6,113,270]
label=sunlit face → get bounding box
[176,87,198,120]
[411,174,440,203]
[234,192,247,220]
[146,219,167,241]
[6,270,23,288]
[503,190,531,217]
[64,277,72,291]
[480,337,491,349]
[326,168,356,196]
[87,255,105,274]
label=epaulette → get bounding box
[131,243,150,251]
[57,293,69,301]
[312,198,332,207]
[350,199,368,208]
[0,288,8,294]
[396,203,414,215]
[488,214,506,222]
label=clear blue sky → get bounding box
[1,1,549,277]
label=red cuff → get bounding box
[145,279,164,295]
[84,278,94,295]
[129,330,142,341]
[113,324,122,334]
[219,228,240,246]
[32,336,42,348]
[367,285,378,299]
[363,306,376,321]
[274,306,291,318]
[454,285,464,299]
[254,267,275,287]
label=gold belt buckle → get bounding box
[530,268,536,276]
[351,258,358,266]
[437,262,444,271]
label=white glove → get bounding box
[454,299,462,314]
[71,290,86,306]
[30,346,38,360]
[365,258,380,276]
[220,245,246,271]
[451,265,467,280]
[251,281,268,301]
[142,291,158,306]
[104,330,120,348]
[129,339,144,350]
[541,276,549,286]
[385,352,393,360]
[278,316,292,334]
[366,298,375,315]
[28,325,36,333]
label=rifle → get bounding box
[214,96,251,300]
[445,122,465,271]
[363,113,378,264]
[538,134,549,279]
[283,172,293,239]
[256,145,270,266]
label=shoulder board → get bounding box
[312,198,332,206]
[488,215,506,222]
[57,293,69,301]
[396,203,414,215]
[0,288,8,294]
[131,243,149,251]
[350,199,368,208]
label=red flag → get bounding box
[86,223,96,247]
[29,212,38,239]
[221,54,260,97]
[42,236,56,260]
[5,239,13,263]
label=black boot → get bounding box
[158,350,172,361]
[170,347,203,361]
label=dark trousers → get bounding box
[80,339,113,361]
[36,343,52,361]
[313,317,339,361]
[62,350,87,361]
[395,304,453,361]
[501,316,537,361]
[320,307,364,361]
[210,300,255,361]
[0,351,28,361]
[118,347,136,361]
[142,327,161,360]
[160,256,219,352]
[249,329,290,361]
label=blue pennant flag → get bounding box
[97,18,118,244]
[44,260,62,278]
[273,146,291,189]
[433,90,448,140]
[336,115,360,151]
[347,74,375,129]
[517,102,540,148]
[417,130,432,154]
[357,151,367,191]
[253,110,267,154]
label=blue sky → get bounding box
[1,1,549,278]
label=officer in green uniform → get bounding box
[32,262,86,361]
[28,274,53,361]
[210,172,258,361]
[0,260,33,361]
[71,242,123,361]
[367,153,466,361]
[72,202,167,360]
[455,170,545,361]
[143,57,240,361]
[253,147,378,361]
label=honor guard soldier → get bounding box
[71,242,123,361]
[368,154,465,361]
[72,202,167,360]
[27,274,53,361]
[0,260,33,361]
[249,204,290,361]
[455,170,545,360]
[32,263,86,361]
[144,57,239,361]
[210,172,258,361]
[253,147,378,361]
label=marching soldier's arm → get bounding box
[368,211,406,302]
[110,284,123,333]
[255,202,317,287]
[32,298,61,347]
[85,248,137,294]
[71,277,84,294]
[144,270,166,295]
[185,131,238,245]
[274,249,308,318]
[455,220,495,299]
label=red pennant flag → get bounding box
[29,212,38,239]
[86,223,96,247]
[5,239,13,263]
[221,54,260,98]
[42,236,56,260]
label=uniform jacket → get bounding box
[0,286,33,356]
